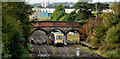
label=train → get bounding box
[49,31,65,45]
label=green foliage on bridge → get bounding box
[2,2,33,57]
[86,2,120,57]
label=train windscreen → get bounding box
[56,35,62,40]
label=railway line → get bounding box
[30,31,101,59]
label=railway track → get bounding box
[30,31,101,59]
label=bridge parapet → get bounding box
[31,21,81,28]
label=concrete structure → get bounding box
[31,21,82,45]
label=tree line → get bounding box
[86,2,120,57]
[2,2,33,57]
[50,2,109,24]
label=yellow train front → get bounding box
[50,32,64,45]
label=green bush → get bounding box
[104,26,119,50]
[105,49,120,57]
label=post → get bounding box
[64,33,67,45]
[46,34,49,45]
[78,33,81,43]
[96,2,97,20]
[76,48,80,56]
[30,36,34,44]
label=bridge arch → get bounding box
[66,29,80,34]
[31,28,48,35]
[49,28,65,34]
[66,29,82,43]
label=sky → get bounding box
[26,0,119,4]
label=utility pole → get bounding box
[96,2,97,20]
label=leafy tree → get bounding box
[2,2,33,57]
[61,11,76,21]
[94,2,109,13]
[104,26,119,50]
[80,24,88,40]
[51,3,66,21]
[77,20,88,25]
[2,10,26,57]
[3,2,33,48]
[86,18,96,42]
[74,2,94,21]
[110,2,120,16]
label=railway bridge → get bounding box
[31,21,82,45]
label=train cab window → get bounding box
[56,35,62,40]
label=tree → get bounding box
[51,3,66,21]
[94,2,109,13]
[104,26,119,50]
[2,2,33,57]
[80,24,88,40]
[2,10,26,57]
[74,2,94,21]
[110,2,120,16]
[4,2,33,48]
[61,10,76,21]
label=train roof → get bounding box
[54,32,64,34]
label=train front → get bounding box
[54,32,64,44]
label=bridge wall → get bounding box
[31,21,82,44]
[32,21,81,28]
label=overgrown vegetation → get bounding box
[86,2,120,57]
[2,2,33,57]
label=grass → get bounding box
[67,34,79,43]
[0,41,1,58]
[92,50,107,57]
[67,34,102,56]
[74,44,98,56]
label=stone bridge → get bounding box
[31,21,82,45]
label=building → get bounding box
[30,8,75,19]
[78,0,93,2]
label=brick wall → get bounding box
[32,21,81,27]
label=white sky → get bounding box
[26,0,119,4]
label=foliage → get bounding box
[105,49,120,57]
[2,2,33,57]
[86,2,120,57]
[80,24,88,40]
[2,12,25,57]
[67,34,79,43]
[74,2,94,21]
[86,18,97,42]
[50,3,66,21]
[77,20,88,25]
[110,2,120,16]
[104,26,119,50]
[94,2,109,13]
[61,11,76,21]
